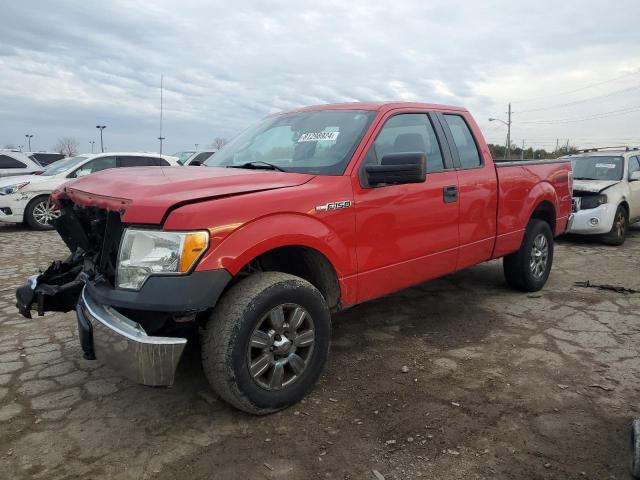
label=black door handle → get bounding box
[443,185,458,203]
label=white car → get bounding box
[178,150,217,166]
[0,152,179,230]
[566,147,640,245]
[0,150,45,177]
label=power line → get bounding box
[519,105,640,125]
[517,85,640,114]
[512,68,640,104]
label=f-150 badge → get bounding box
[315,200,352,212]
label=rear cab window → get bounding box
[442,114,482,169]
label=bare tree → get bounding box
[210,137,228,150]
[54,137,80,157]
[3,143,16,149]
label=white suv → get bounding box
[566,148,640,245]
[0,152,179,230]
[0,151,44,177]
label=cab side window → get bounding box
[363,114,445,173]
[629,156,640,178]
[71,156,116,178]
[443,114,482,169]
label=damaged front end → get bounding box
[15,201,124,321]
[15,199,193,386]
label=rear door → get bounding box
[352,111,459,302]
[438,113,498,270]
[628,156,640,222]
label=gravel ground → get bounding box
[0,222,639,479]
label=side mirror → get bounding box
[630,171,640,181]
[365,152,426,186]
[189,160,202,166]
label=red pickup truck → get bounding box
[16,102,572,414]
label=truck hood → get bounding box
[573,179,620,194]
[54,166,315,224]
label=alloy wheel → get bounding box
[529,233,549,278]
[32,200,61,227]
[246,303,315,391]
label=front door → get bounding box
[352,112,460,303]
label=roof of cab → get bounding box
[283,101,467,114]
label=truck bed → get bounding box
[493,159,572,258]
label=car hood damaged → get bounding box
[53,166,314,224]
[572,179,620,194]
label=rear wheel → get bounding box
[503,219,554,292]
[25,195,60,230]
[601,205,627,246]
[201,272,331,414]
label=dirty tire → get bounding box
[503,219,554,292]
[601,205,627,246]
[632,419,640,478]
[24,195,58,231]
[201,272,331,415]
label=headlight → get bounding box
[0,182,29,195]
[116,228,209,290]
[580,194,607,210]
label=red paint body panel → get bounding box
[56,102,572,309]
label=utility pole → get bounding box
[489,103,512,159]
[555,139,559,153]
[506,103,512,159]
[96,125,106,152]
[566,139,570,154]
[158,74,165,156]
[89,140,95,153]
[521,140,525,160]
[25,134,33,151]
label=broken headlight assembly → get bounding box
[579,194,607,210]
[116,228,209,290]
[0,182,29,195]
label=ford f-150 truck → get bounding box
[16,102,572,414]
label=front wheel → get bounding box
[201,272,331,415]
[25,195,60,230]
[601,205,627,246]
[503,219,554,292]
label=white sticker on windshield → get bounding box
[595,163,616,169]
[298,131,340,142]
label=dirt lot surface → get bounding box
[1,223,639,479]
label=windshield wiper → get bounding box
[228,161,286,172]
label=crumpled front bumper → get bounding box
[76,287,187,386]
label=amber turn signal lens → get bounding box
[179,231,209,272]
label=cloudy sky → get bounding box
[1,0,639,155]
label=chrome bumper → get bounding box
[77,287,187,386]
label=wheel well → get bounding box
[620,201,629,216]
[237,246,341,310]
[530,201,556,232]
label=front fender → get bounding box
[196,213,354,278]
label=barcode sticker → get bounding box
[298,132,340,142]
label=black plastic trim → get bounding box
[85,269,232,312]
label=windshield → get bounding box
[172,151,195,165]
[41,155,89,176]
[570,156,624,181]
[204,110,376,175]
